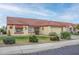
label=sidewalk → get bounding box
[0,39,79,55]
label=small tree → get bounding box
[0,26,6,34]
[61,32,71,40]
[29,35,38,43]
[76,24,79,29]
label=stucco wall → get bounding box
[23,26,29,35]
[63,27,68,32]
[7,25,69,36]
[7,25,29,36]
[39,26,51,35]
[39,26,69,35]
[7,25,15,35]
[49,26,62,34]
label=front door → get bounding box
[34,27,39,35]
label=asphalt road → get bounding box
[24,45,79,55]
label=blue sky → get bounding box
[0,3,79,27]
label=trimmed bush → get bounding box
[49,32,60,41]
[29,35,38,43]
[3,36,15,44]
[61,32,71,39]
[50,36,59,41]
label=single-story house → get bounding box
[7,16,75,36]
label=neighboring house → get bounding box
[7,16,75,36]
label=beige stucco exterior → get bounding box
[63,27,68,32]
[39,26,69,35]
[7,25,15,35]
[49,26,62,34]
[7,25,70,36]
[39,26,51,35]
[7,17,75,36]
[7,25,29,36]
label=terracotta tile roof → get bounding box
[7,16,75,27]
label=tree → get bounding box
[76,24,79,29]
[0,26,6,34]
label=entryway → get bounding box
[34,27,40,35]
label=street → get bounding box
[25,45,79,55]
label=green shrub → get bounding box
[61,32,71,39]
[29,35,38,43]
[49,32,59,41]
[49,32,60,41]
[3,36,15,44]
[50,36,59,41]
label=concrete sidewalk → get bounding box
[0,39,79,55]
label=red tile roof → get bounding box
[7,16,75,27]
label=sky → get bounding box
[0,3,79,27]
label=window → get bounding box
[28,27,34,32]
[15,28,23,32]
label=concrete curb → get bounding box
[0,39,79,55]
